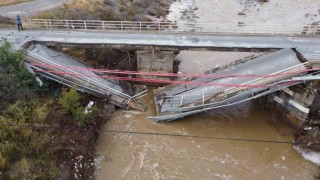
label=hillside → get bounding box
[35,0,172,21]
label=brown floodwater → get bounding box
[95,51,319,179]
[95,101,319,179]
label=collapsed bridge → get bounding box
[1,19,320,121]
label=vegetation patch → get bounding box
[58,87,94,127]
[0,40,114,178]
[0,40,58,178]
[46,92,115,179]
[0,101,60,179]
[0,40,38,109]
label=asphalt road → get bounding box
[0,0,72,18]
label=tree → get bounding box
[58,86,80,114]
[0,39,37,108]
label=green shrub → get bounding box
[72,106,93,127]
[58,86,80,114]
[0,102,60,179]
[58,86,93,126]
[0,39,38,108]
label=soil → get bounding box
[295,114,320,152]
[45,93,115,179]
[0,15,15,28]
[295,131,320,152]
[60,47,138,71]
[0,15,14,24]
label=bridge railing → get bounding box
[157,62,310,112]
[27,19,320,36]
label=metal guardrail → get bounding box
[148,79,303,121]
[25,49,148,111]
[27,19,320,36]
[148,72,320,122]
[26,51,132,99]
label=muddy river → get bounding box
[95,101,319,179]
[95,51,319,179]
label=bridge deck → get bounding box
[1,30,320,55]
[151,49,311,121]
[24,43,146,110]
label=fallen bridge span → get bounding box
[149,49,319,121]
[24,43,147,111]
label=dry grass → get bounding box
[0,0,33,7]
[34,0,172,21]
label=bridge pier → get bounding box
[137,49,175,81]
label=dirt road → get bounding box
[0,0,72,18]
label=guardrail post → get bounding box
[28,19,31,29]
[158,22,161,31]
[49,20,53,32]
[121,22,123,31]
[84,21,87,31]
[224,91,229,104]
[45,20,48,29]
[140,22,142,31]
[314,25,319,36]
[103,21,105,30]
[202,93,205,105]
[66,20,69,34]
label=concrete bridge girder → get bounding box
[24,43,147,111]
[151,48,313,121]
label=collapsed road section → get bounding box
[24,43,147,111]
[150,49,320,121]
